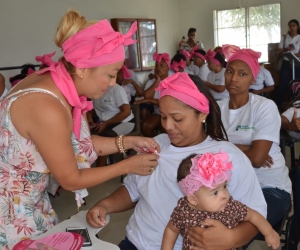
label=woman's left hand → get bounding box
[95,122,107,134]
[188,218,234,250]
[124,136,160,153]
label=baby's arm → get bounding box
[245,208,280,249]
[161,220,181,250]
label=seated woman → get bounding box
[181,49,198,75]
[116,65,143,103]
[135,52,170,137]
[0,73,8,100]
[249,66,275,96]
[204,49,229,101]
[87,73,267,250]
[191,48,210,81]
[217,44,291,232]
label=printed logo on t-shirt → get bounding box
[236,125,254,131]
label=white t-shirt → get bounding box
[144,78,160,115]
[250,67,275,91]
[121,83,136,103]
[0,88,8,100]
[93,84,134,122]
[124,134,267,250]
[278,34,300,61]
[207,68,229,100]
[127,69,141,86]
[196,63,210,81]
[218,94,291,193]
[281,101,300,139]
[186,62,200,76]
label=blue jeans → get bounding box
[119,237,138,250]
[243,188,291,249]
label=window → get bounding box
[111,18,157,71]
[214,4,280,62]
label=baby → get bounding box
[161,151,280,250]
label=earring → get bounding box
[202,120,205,123]
[203,120,207,133]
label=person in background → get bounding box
[204,49,228,101]
[180,28,204,52]
[9,63,36,87]
[0,73,8,100]
[0,9,159,249]
[249,66,275,96]
[181,49,198,75]
[276,19,300,110]
[191,48,210,81]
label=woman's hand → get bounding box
[124,136,160,153]
[86,204,108,228]
[188,219,234,250]
[134,99,148,105]
[289,108,300,131]
[262,155,273,168]
[125,153,159,175]
[95,122,107,134]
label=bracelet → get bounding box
[115,135,127,158]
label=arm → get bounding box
[123,79,144,97]
[252,85,275,95]
[161,221,180,250]
[143,76,161,99]
[204,81,226,93]
[281,108,300,131]
[134,98,159,106]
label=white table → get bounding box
[33,211,120,250]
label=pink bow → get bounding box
[35,52,56,67]
[121,65,132,79]
[26,68,35,76]
[181,49,191,59]
[205,49,221,66]
[190,47,206,61]
[153,52,170,68]
[171,59,186,72]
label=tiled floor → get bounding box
[50,142,300,250]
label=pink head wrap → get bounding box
[179,151,233,196]
[36,20,137,140]
[36,52,56,67]
[121,65,132,79]
[171,59,186,72]
[222,44,261,78]
[181,49,191,59]
[153,52,171,69]
[205,49,222,66]
[9,68,35,87]
[190,47,206,62]
[63,19,137,68]
[155,72,210,114]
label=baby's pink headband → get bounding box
[179,151,233,196]
[222,44,261,78]
[171,59,186,72]
[121,65,132,79]
[36,52,56,67]
[153,52,171,69]
[155,72,210,114]
[205,49,222,66]
[62,19,137,68]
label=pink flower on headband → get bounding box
[153,52,170,69]
[35,52,56,67]
[178,151,233,196]
[171,59,186,72]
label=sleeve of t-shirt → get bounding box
[144,78,156,91]
[219,71,225,86]
[130,71,141,87]
[252,100,280,144]
[263,69,275,86]
[113,86,130,107]
[281,107,294,122]
[123,174,140,202]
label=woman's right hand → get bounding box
[125,153,159,176]
[263,155,273,168]
[86,203,108,228]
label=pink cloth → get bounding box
[121,65,132,79]
[155,72,209,114]
[153,52,170,69]
[36,52,56,67]
[171,59,186,72]
[205,49,221,66]
[181,49,191,59]
[179,151,233,196]
[222,44,261,78]
[63,19,137,68]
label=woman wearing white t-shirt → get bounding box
[191,48,210,81]
[281,96,300,139]
[249,66,275,96]
[87,73,267,250]
[276,19,300,110]
[218,45,291,232]
[204,49,229,101]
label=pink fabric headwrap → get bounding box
[205,49,222,66]
[121,65,132,79]
[153,52,171,69]
[155,72,210,114]
[36,52,56,67]
[63,19,137,68]
[171,59,186,72]
[190,48,206,62]
[178,151,233,196]
[181,49,191,59]
[222,44,261,78]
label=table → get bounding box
[33,211,120,250]
[280,130,300,168]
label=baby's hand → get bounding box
[265,230,280,249]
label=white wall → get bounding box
[178,0,300,51]
[0,0,180,88]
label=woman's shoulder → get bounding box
[154,133,170,147]
[249,93,276,108]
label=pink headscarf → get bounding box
[181,49,191,59]
[179,151,233,196]
[222,44,261,78]
[153,52,171,69]
[171,59,186,72]
[155,72,210,114]
[205,49,222,66]
[36,52,56,67]
[190,47,206,62]
[121,65,132,79]
[36,20,137,140]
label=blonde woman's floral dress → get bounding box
[0,89,97,249]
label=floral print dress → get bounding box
[0,89,97,249]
